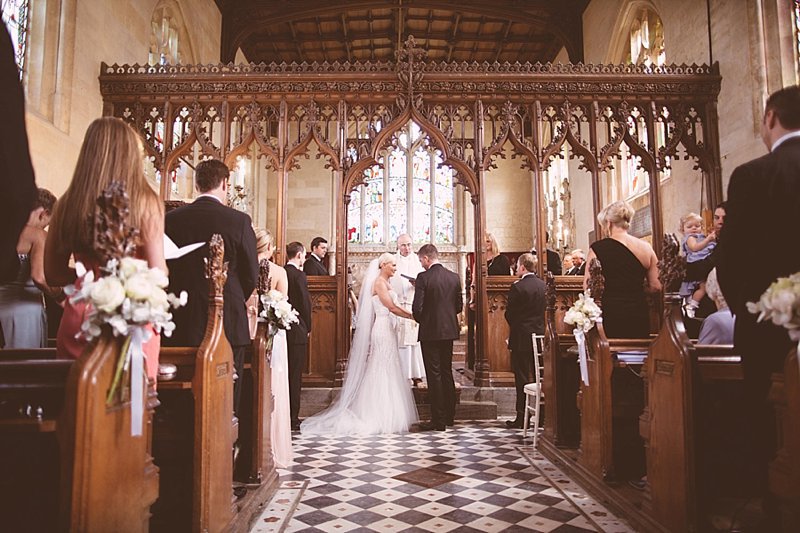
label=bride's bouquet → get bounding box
[65,256,187,436]
[260,289,300,352]
[563,292,603,386]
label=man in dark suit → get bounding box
[303,236,329,275]
[285,241,312,430]
[0,26,37,283]
[565,249,586,276]
[165,159,258,417]
[717,85,800,505]
[504,253,546,428]
[412,244,462,431]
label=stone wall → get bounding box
[24,0,221,195]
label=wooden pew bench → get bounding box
[769,348,800,530]
[0,338,158,532]
[640,292,745,532]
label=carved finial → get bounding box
[204,234,228,298]
[545,271,556,309]
[92,181,139,264]
[586,258,604,305]
[658,233,686,293]
[257,258,271,295]
[395,35,426,110]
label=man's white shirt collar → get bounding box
[196,193,223,203]
[311,253,323,262]
[772,130,800,151]
[520,272,535,279]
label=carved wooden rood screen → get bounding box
[100,37,722,387]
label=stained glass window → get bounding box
[626,8,665,67]
[348,121,455,246]
[2,0,29,78]
[795,0,800,64]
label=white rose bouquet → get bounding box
[65,257,187,434]
[747,272,800,342]
[563,292,603,386]
[259,289,300,352]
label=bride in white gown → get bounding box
[301,253,419,435]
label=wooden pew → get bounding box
[640,291,744,532]
[0,339,159,532]
[541,274,583,449]
[769,348,800,530]
[151,234,237,532]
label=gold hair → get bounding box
[50,117,162,255]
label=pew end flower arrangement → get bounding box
[65,256,187,434]
[747,272,800,375]
[563,292,603,385]
[259,289,300,352]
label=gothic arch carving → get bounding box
[481,102,539,172]
[284,101,341,172]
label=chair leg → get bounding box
[523,393,530,438]
[531,394,541,448]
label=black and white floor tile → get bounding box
[252,421,634,532]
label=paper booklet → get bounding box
[164,234,205,260]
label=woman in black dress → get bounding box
[485,232,511,275]
[584,201,661,338]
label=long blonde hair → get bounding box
[51,117,162,254]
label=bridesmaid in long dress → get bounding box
[584,200,661,338]
[44,118,167,383]
[254,228,293,468]
[0,188,57,348]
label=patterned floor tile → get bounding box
[253,421,637,532]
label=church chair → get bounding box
[523,333,546,446]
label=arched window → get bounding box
[148,1,194,65]
[795,0,800,64]
[2,0,29,77]
[626,7,665,67]
[348,121,455,246]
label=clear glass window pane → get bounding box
[2,0,29,77]
[348,188,361,243]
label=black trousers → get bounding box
[232,344,248,418]
[287,342,307,425]
[511,346,533,418]
[420,339,456,426]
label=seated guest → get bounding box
[698,269,734,345]
[485,232,512,275]
[45,118,166,382]
[566,248,586,275]
[0,188,57,348]
[561,253,573,273]
[584,200,661,338]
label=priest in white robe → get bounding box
[390,233,426,385]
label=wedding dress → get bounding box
[300,259,418,435]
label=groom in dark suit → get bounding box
[285,241,312,430]
[504,253,546,428]
[413,244,463,431]
[303,236,329,276]
[164,159,258,416]
[717,85,800,505]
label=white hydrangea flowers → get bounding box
[747,273,800,341]
[66,257,188,341]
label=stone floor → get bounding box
[249,420,635,532]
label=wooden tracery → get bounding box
[101,36,721,386]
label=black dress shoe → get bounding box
[505,418,523,429]
[445,419,455,427]
[419,421,446,431]
[291,421,301,431]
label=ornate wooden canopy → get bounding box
[100,36,721,386]
[215,0,590,64]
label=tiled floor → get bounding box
[251,421,634,532]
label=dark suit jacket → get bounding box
[504,273,546,351]
[565,262,586,276]
[164,196,258,347]
[412,263,462,341]
[285,263,312,344]
[303,254,328,276]
[547,249,562,275]
[717,136,800,374]
[0,26,36,283]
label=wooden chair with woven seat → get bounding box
[523,333,546,446]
